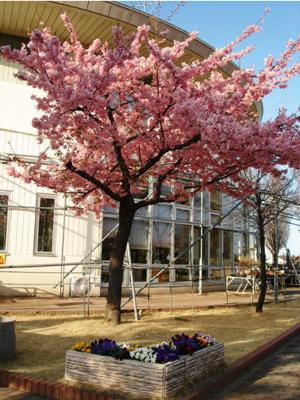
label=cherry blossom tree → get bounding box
[1,13,300,323]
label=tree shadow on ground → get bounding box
[0,305,299,399]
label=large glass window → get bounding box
[0,195,8,251]
[210,228,222,265]
[152,222,171,264]
[175,224,190,264]
[129,220,148,263]
[223,230,233,266]
[36,197,55,253]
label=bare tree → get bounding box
[240,170,296,312]
[266,219,290,265]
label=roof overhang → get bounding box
[0,0,263,119]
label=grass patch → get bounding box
[0,300,299,385]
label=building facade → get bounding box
[0,1,259,296]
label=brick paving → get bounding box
[0,387,47,399]
[213,333,300,400]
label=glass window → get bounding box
[175,224,190,264]
[242,233,250,258]
[210,190,222,212]
[161,184,172,198]
[151,267,169,283]
[176,209,189,222]
[131,267,147,282]
[194,193,201,208]
[101,265,109,283]
[194,208,201,223]
[175,266,191,281]
[233,232,242,265]
[223,230,233,266]
[103,205,118,214]
[192,265,208,281]
[0,195,8,251]
[210,268,223,280]
[194,191,209,209]
[210,228,222,265]
[152,222,171,264]
[153,204,171,220]
[36,197,55,253]
[129,220,148,263]
[193,226,208,266]
[135,207,147,217]
[249,234,257,260]
[211,214,220,226]
[102,217,118,260]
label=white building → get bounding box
[0,1,259,296]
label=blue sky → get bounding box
[125,1,300,121]
[124,1,300,255]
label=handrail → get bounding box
[0,261,99,269]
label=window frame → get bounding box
[34,194,57,256]
[0,191,11,253]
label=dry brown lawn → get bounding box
[0,300,299,385]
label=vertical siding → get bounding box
[0,59,21,84]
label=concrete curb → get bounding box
[0,324,299,400]
[185,323,300,400]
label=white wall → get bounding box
[0,59,101,295]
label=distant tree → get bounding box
[241,171,296,312]
[1,13,300,323]
[266,214,290,265]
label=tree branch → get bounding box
[134,133,201,180]
[135,157,183,209]
[65,160,121,202]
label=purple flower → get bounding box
[153,343,179,363]
[172,333,200,355]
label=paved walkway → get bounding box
[213,333,300,400]
[0,289,299,314]
[0,388,47,400]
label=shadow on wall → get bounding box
[0,282,58,297]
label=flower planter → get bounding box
[65,343,224,398]
[0,316,16,360]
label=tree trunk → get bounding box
[105,196,135,324]
[256,207,266,313]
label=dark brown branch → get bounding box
[134,133,201,180]
[135,157,183,209]
[72,106,102,124]
[65,160,121,202]
[125,100,174,145]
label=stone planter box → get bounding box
[65,343,224,398]
[0,316,16,360]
